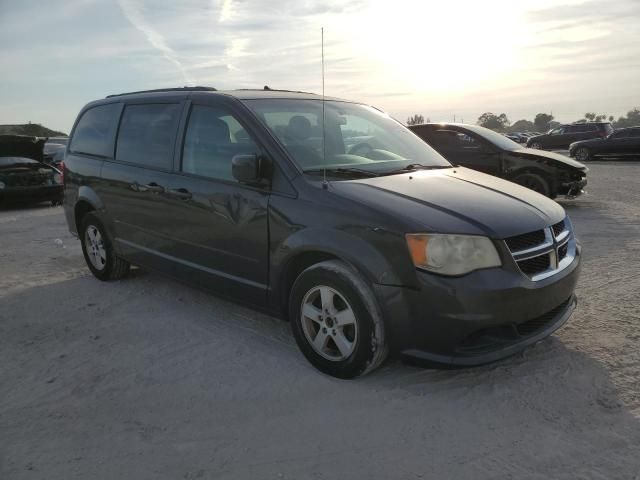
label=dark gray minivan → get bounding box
[63,87,581,378]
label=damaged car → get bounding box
[408,123,588,198]
[0,135,64,205]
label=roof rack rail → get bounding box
[106,86,217,98]
[234,86,317,95]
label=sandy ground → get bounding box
[1,162,640,479]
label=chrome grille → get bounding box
[504,217,575,281]
[504,230,545,252]
[552,219,565,238]
[518,254,551,275]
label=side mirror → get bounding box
[232,154,270,185]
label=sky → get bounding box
[1,0,639,133]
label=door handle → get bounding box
[145,183,165,193]
[167,187,192,200]
[130,182,164,193]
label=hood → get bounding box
[511,148,587,170]
[329,167,565,239]
[0,156,56,173]
[0,135,45,162]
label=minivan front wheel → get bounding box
[529,142,543,149]
[289,260,387,379]
[80,212,130,281]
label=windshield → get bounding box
[244,99,451,176]
[459,124,524,151]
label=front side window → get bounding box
[70,103,119,157]
[243,99,450,176]
[550,127,564,135]
[181,105,259,181]
[116,104,181,169]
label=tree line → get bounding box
[406,108,640,132]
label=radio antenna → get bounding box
[321,27,328,190]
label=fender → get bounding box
[72,186,122,253]
[270,226,419,296]
[77,185,104,212]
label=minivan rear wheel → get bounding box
[80,212,130,281]
[289,260,387,378]
[512,172,551,197]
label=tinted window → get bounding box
[428,130,481,152]
[630,129,640,138]
[70,103,119,157]
[181,105,259,181]
[116,104,181,169]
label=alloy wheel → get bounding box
[300,285,358,361]
[84,225,107,270]
[575,148,590,162]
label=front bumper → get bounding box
[558,177,587,198]
[374,243,581,367]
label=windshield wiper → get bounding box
[303,167,381,178]
[381,164,452,175]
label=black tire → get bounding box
[80,212,130,281]
[574,147,591,162]
[529,142,543,149]
[512,172,551,197]
[289,260,388,379]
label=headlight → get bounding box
[53,173,63,184]
[0,181,5,189]
[405,233,501,276]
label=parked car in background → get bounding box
[409,123,587,198]
[526,122,613,150]
[63,87,581,378]
[569,126,640,161]
[504,132,524,143]
[0,135,63,205]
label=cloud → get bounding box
[117,0,193,84]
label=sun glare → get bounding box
[343,1,527,93]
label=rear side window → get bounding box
[70,103,119,157]
[116,104,181,169]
